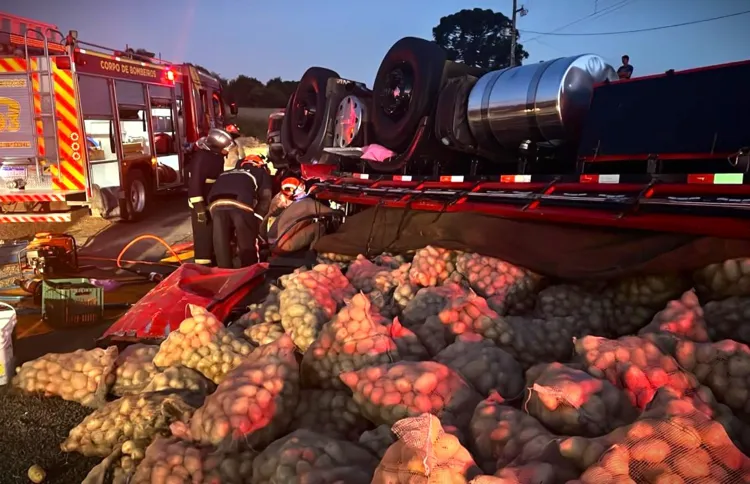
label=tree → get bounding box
[432,8,529,70]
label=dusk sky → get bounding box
[5,0,750,85]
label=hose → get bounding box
[77,234,184,270]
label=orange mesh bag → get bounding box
[170,335,299,451]
[387,317,431,362]
[372,413,483,484]
[408,246,459,287]
[359,424,397,459]
[61,391,197,457]
[704,296,750,345]
[569,387,750,484]
[468,463,557,484]
[140,366,215,395]
[340,361,481,432]
[638,289,710,342]
[534,284,613,337]
[455,252,545,316]
[694,257,750,301]
[401,283,474,327]
[524,362,638,437]
[252,429,378,483]
[278,263,356,351]
[12,346,118,408]
[129,436,255,484]
[288,389,372,441]
[110,344,159,396]
[435,333,524,399]
[301,293,399,389]
[151,304,253,383]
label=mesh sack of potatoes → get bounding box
[401,283,473,327]
[317,251,356,264]
[671,338,750,418]
[242,321,285,346]
[534,284,615,337]
[637,289,710,343]
[80,438,151,484]
[434,332,524,399]
[279,263,356,351]
[60,390,198,457]
[12,346,118,408]
[408,245,459,287]
[152,304,253,383]
[455,252,545,315]
[393,281,420,311]
[141,366,216,395]
[340,360,481,434]
[470,392,574,476]
[524,362,638,437]
[569,387,750,484]
[704,296,750,345]
[386,317,430,362]
[468,463,558,484]
[359,424,397,459]
[172,335,299,451]
[289,389,372,441]
[230,285,282,334]
[374,252,409,269]
[345,255,393,292]
[252,428,379,484]
[694,257,750,301]
[301,293,400,389]
[111,344,159,396]
[372,413,482,484]
[129,436,255,484]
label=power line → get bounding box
[524,0,637,44]
[519,9,750,36]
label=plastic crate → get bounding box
[42,278,104,327]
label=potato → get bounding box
[638,290,709,343]
[408,246,459,287]
[694,257,750,301]
[110,344,159,396]
[704,296,750,345]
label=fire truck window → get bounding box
[199,89,211,131]
[118,107,150,159]
[115,80,145,106]
[212,92,223,122]
[78,75,112,117]
[83,118,118,163]
[176,99,186,143]
[151,99,180,182]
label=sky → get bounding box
[4,0,750,85]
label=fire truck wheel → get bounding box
[372,37,447,152]
[122,169,151,222]
[286,67,340,153]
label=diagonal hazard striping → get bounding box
[51,57,86,191]
[31,59,46,157]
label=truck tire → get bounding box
[121,169,151,222]
[372,37,447,152]
[286,67,340,154]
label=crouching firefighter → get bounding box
[208,155,273,268]
[188,128,236,266]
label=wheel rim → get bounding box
[334,95,364,148]
[380,64,414,120]
[129,179,146,214]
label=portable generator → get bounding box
[19,232,79,276]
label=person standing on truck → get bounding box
[207,155,273,268]
[188,128,236,266]
[617,55,634,79]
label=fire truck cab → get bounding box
[0,11,231,223]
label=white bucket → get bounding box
[0,302,17,386]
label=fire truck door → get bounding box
[149,85,182,188]
[0,67,37,186]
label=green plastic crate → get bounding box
[42,278,104,327]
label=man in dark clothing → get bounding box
[188,128,235,266]
[617,55,634,79]
[208,155,273,268]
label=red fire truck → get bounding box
[0,11,235,223]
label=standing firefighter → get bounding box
[188,128,236,266]
[208,155,273,268]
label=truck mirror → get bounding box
[229,102,238,116]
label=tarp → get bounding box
[313,207,750,280]
[99,263,267,341]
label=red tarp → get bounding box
[100,263,267,341]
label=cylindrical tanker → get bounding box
[466,55,617,151]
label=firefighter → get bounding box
[208,154,273,268]
[188,127,235,266]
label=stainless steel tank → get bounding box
[466,55,617,150]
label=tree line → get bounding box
[203,8,528,109]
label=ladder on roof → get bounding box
[21,27,61,189]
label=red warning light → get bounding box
[166,70,175,82]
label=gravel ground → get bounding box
[0,386,100,483]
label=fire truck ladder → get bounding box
[23,27,61,188]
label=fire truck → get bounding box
[275,37,750,240]
[0,12,235,223]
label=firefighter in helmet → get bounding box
[188,127,235,265]
[207,154,273,268]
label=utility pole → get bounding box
[509,0,528,67]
